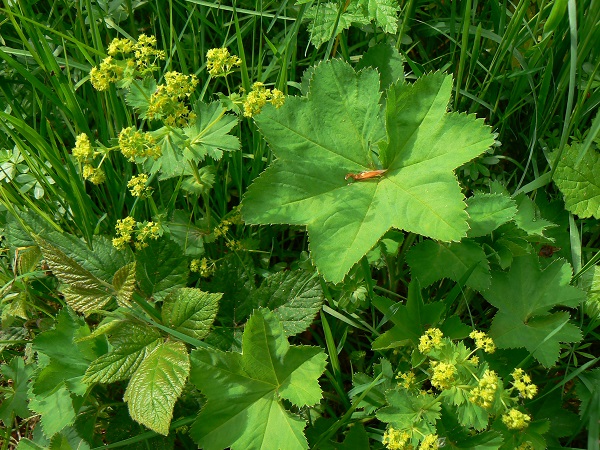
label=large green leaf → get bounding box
[552,144,600,218]
[483,255,584,367]
[83,321,162,384]
[189,309,327,450]
[377,389,440,434]
[242,60,494,283]
[161,288,221,340]
[124,341,190,435]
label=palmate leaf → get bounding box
[0,357,35,425]
[483,255,584,367]
[466,192,517,238]
[242,60,494,283]
[189,309,327,450]
[406,239,491,291]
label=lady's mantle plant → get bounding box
[241,58,496,283]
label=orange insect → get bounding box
[345,169,387,181]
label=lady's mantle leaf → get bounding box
[123,341,190,435]
[466,192,517,238]
[242,60,494,283]
[482,255,584,367]
[552,144,600,218]
[189,308,327,450]
[406,239,491,292]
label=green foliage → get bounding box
[189,309,327,449]
[242,60,494,283]
[0,1,598,448]
[483,256,584,367]
[552,143,600,218]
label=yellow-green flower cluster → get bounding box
[206,48,242,77]
[226,240,244,251]
[419,434,439,450]
[113,217,137,250]
[430,361,457,390]
[90,35,165,91]
[118,127,161,161]
[243,82,285,117]
[382,427,412,450]
[396,371,416,389]
[469,369,499,409]
[90,56,125,91]
[190,258,215,277]
[127,174,151,197]
[213,211,244,239]
[469,330,496,353]
[112,217,160,250]
[82,165,106,185]
[418,328,444,354]
[146,71,199,127]
[135,221,160,249]
[511,368,538,399]
[502,408,531,430]
[72,133,106,184]
[72,133,93,162]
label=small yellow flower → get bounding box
[113,216,137,249]
[191,258,214,277]
[118,127,161,161]
[418,328,444,354]
[206,47,242,77]
[511,368,538,399]
[469,369,499,409]
[82,164,105,184]
[430,361,456,390]
[127,174,151,197]
[396,371,416,389]
[382,427,412,450]
[242,82,286,117]
[73,133,93,162]
[107,38,134,56]
[502,408,531,430]
[469,330,496,353]
[419,434,439,450]
[90,56,124,91]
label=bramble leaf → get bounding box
[161,288,221,340]
[136,239,189,301]
[248,270,324,337]
[483,255,584,367]
[124,341,190,435]
[189,308,327,450]
[35,235,133,315]
[242,60,494,282]
[406,239,491,291]
[83,321,162,384]
[466,192,517,238]
[552,144,600,218]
